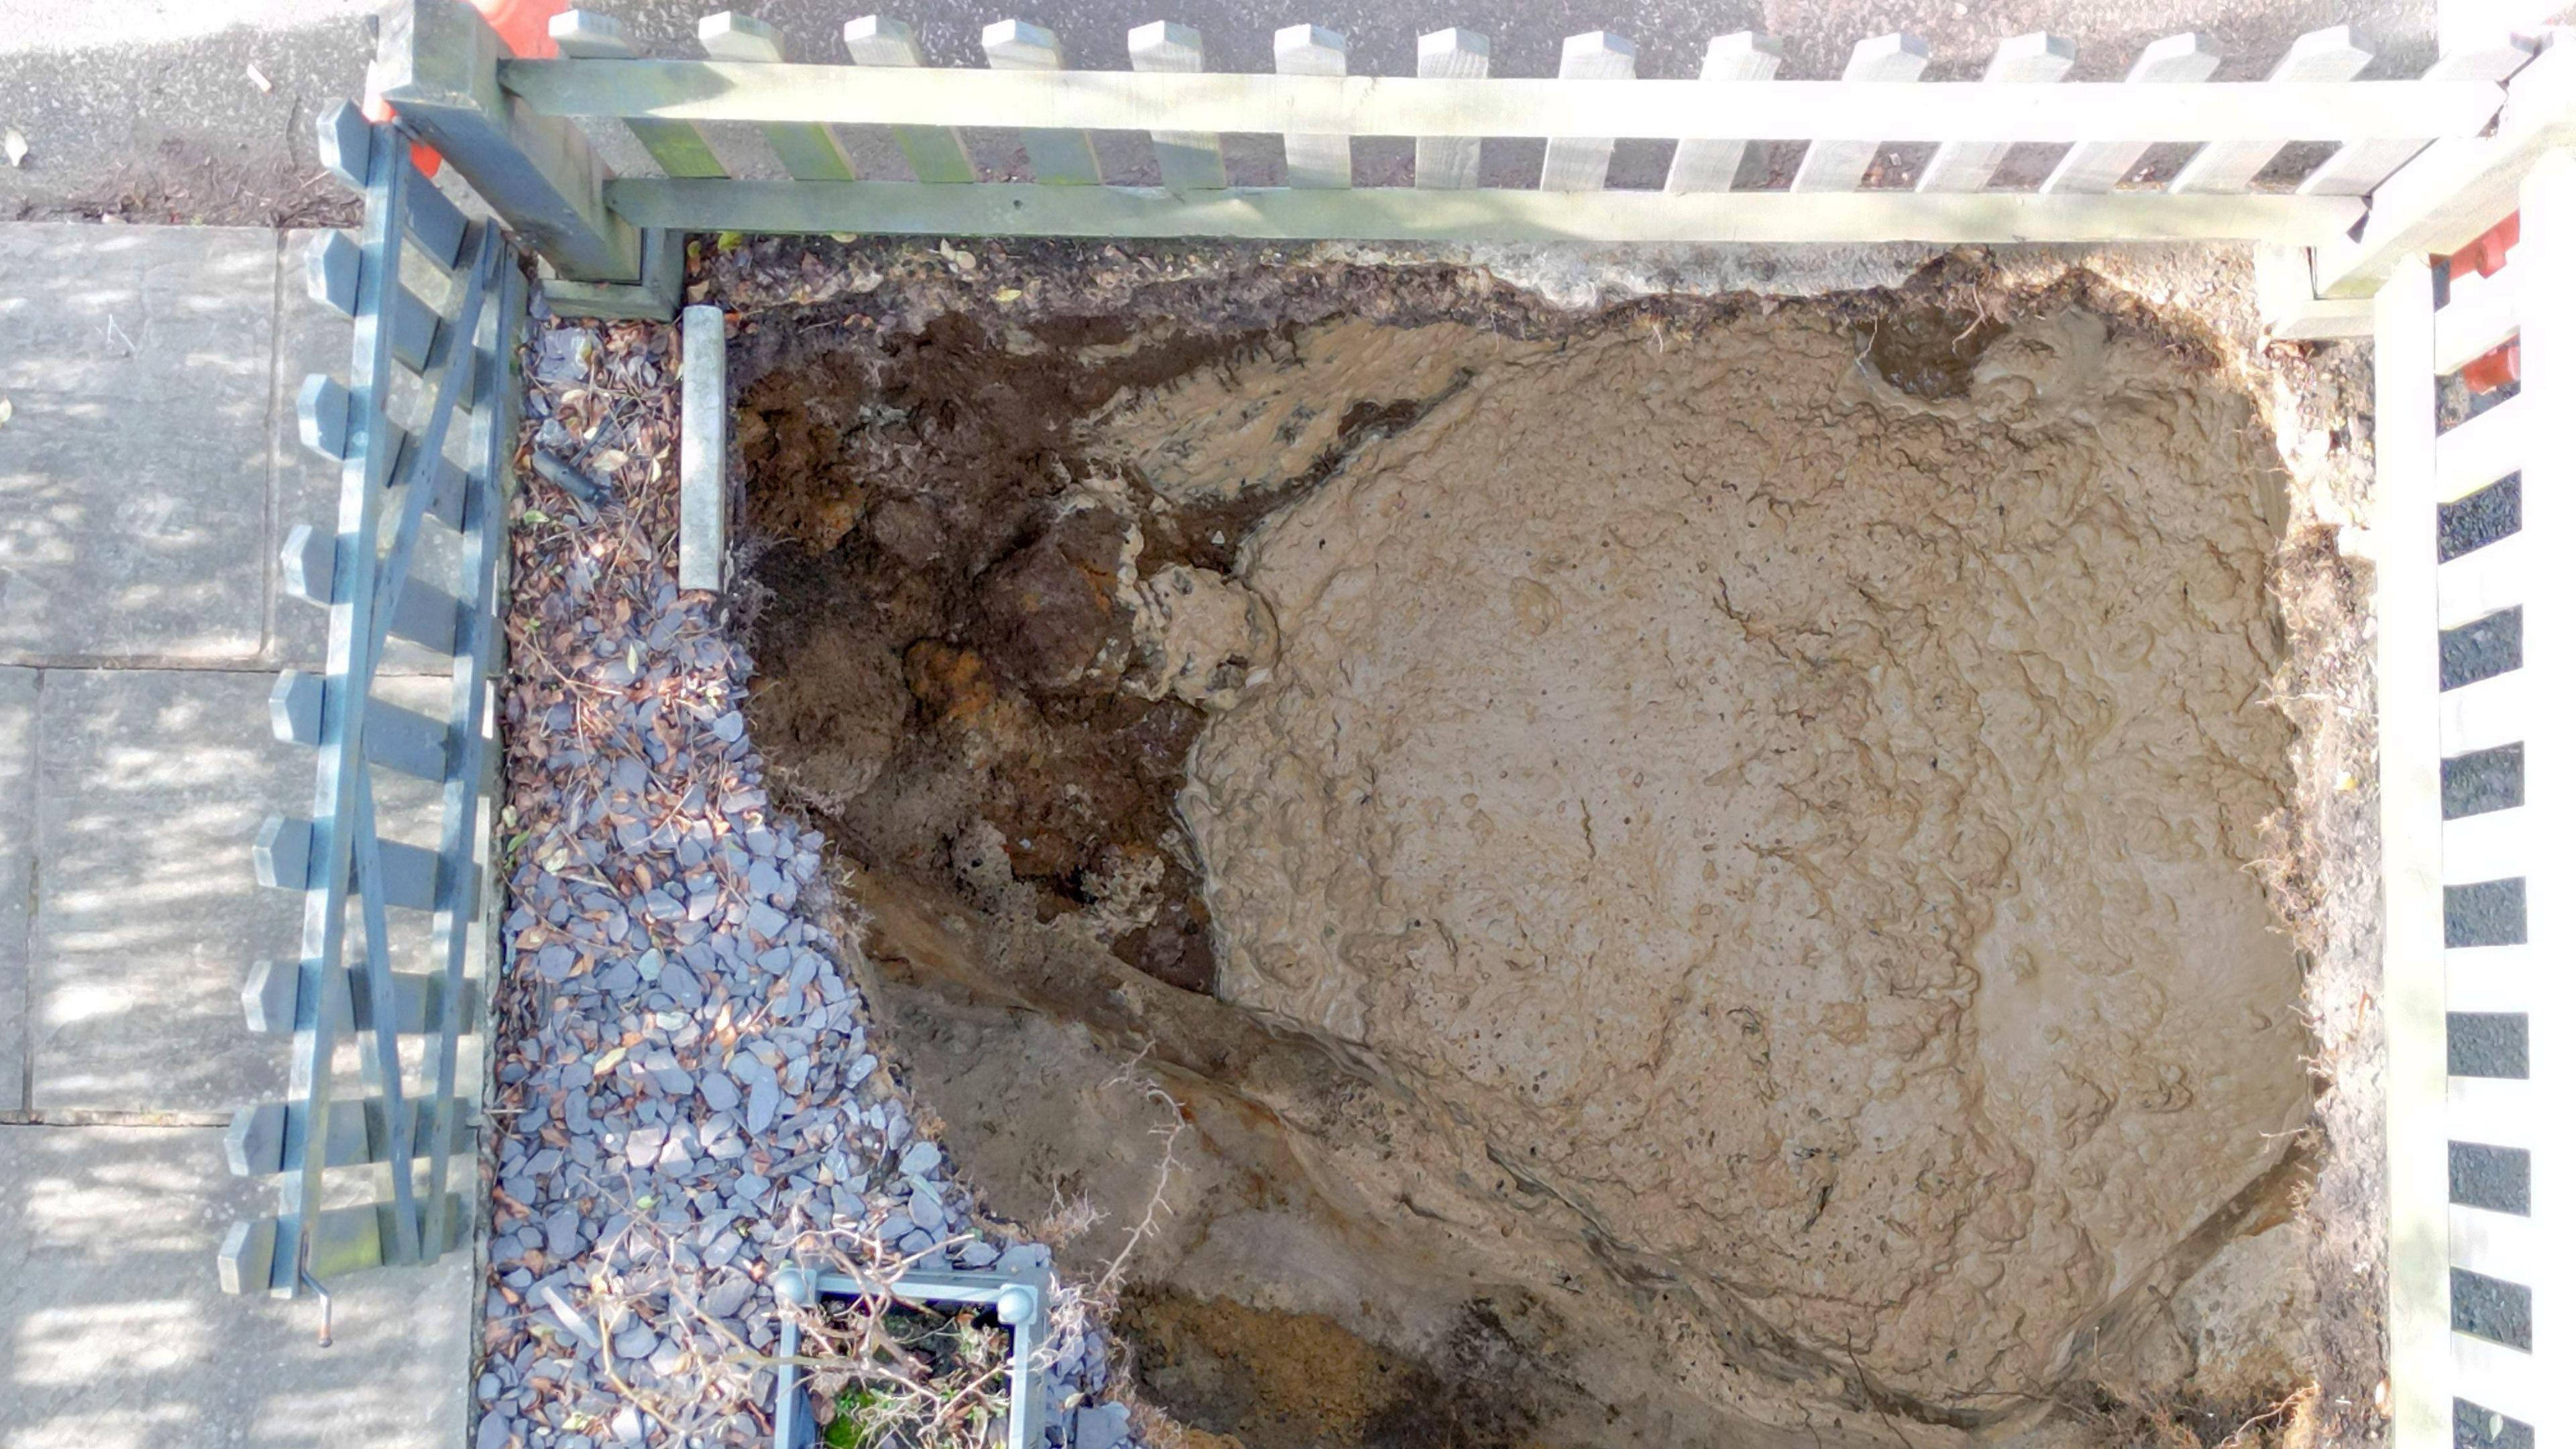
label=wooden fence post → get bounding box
[2041,32,2220,193]
[1791,33,1927,192]
[1275,25,1352,189]
[1916,32,2074,193]
[680,303,729,593]
[1539,32,1636,193]
[374,0,640,283]
[1131,22,1226,190]
[1413,29,1489,191]
[1664,33,1784,195]
[983,20,1100,185]
[845,16,977,184]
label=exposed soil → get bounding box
[1118,1289,1562,1449]
[722,246,2363,1449]
[739,314,1246,992]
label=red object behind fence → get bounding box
[2447,213,2523,394]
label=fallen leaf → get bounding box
[3,129,26,168]
[993,287,1023,304]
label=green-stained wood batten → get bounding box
[698,11,856,182]
[603,176,2362,245]
[2373,253,2452,1449]
[1664,32,1784,195]
[981,20,1099,185]
[844,15,976,184]
[549,9,729,178]
[1130,21,1225,191]
[1275,25,1352,189]
[496,59,2507,146]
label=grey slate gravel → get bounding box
[474,319,1128,1449]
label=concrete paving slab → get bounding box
[0,225,281,665]
[28,668,449,1114]
[268,229,464,679]
[1,666,34,1115]
[0,1122,469,1449]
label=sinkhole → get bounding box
[727,254,2326,1449]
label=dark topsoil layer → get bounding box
[708,237,2375,1449]
[731,252,2025,1001]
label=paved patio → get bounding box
[0,222,467,1449]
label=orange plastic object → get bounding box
[362,0,566,178]
[2457,212,2520,280]
[2463,342,2520,394]
[2440,212,2523,394]
[478,0,566,60]
[361,94,446,177]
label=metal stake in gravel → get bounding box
[680,302,727,593]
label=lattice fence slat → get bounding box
[217,101,515,1302]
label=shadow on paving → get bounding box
[0,1122,468,1449]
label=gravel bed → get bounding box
[471,301,1129,1449]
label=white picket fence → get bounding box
[2374,135,2570,1449]
[369,0,2548,310]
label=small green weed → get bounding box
[806,1298,1014,1449]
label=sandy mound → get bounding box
[1152,309,2308,1401]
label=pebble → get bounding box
[544,1208,582,1260]
[1074,1403,1132,1449]
[703,1276,754,1318]
[745,1073,782,1135]
[540,1286,600,1350]
[643,1050,690,1095]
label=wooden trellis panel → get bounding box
[217,101,519,1299]
[2374,143,2572,1449]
